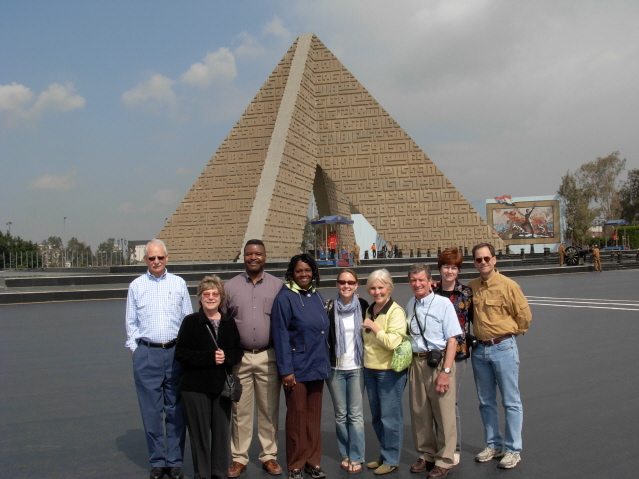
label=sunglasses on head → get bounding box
[337,280,357,285]
[147,256,166,261]
[474,256,493,264]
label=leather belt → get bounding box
[413,352,429,358]
[138,339,177,349]
[244,346,270,354]
[478,334,513,346]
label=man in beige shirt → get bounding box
[469,243,532,470]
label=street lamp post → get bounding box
[63,217,67,266]
[6,221,11,235]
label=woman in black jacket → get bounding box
[176,275,244,479]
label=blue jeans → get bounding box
[326,368,365,463]
[471,337,523,453]
[364,367,407,466]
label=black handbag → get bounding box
[206,323,242,402]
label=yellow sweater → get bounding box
[362,300,407,370]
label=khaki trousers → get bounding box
[409,357,457,468]
[231,348,281,464]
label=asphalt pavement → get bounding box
[1,269,638,479]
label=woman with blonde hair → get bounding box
[362,269,407,475]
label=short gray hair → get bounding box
[407,263,431,280]
[366,269,394,293]
[145,239,168,257]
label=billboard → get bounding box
[487,199,560,245]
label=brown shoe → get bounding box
[262,459,283,476]
[427,465,451,478]
[410,458,434,473]
[228,461,247,478]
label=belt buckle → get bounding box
[161,341,172,349]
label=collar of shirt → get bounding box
[480,268,502,286]
[242,271,264,285]
[146,269,167,281]
[367,297,394,318]
[286,281,316,294]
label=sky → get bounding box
[2,0,638,251]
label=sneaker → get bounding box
[304,465,327,479]
[498,452,521,469]
[475,446,505,463]
[289,470,303,479]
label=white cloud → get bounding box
[150,188,181,205]
[121,74,178,111]
[232,31,267,57]
[180,48,237,88]
[0,82,85,128]
[262,15,290,38]
[28,170,77,191]
[33,83,86,114]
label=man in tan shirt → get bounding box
[468,243,532,470]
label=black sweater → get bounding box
[175,308,244,394]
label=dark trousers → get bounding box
[182,390,232,479]
[284,380,324,471]
[132,343,186,467]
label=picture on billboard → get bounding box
[487,200,560,244]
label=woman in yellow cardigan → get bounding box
[362,269,408,475]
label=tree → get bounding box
[67,237,92,265]
[619,169,639,225]
[42,236,63,249]
[96,238,116,265]
[1,232,39,268]
[576,151,626,221]
[558,171,597,244]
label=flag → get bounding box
[494,195,516,206]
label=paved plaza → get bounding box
[1,270,638,479]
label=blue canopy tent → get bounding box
[311,215,354,263]
[603,220,629,248]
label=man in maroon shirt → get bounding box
[225,240,284,477]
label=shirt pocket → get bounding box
[264,297,274,316]
[165,290,184,315]
[483,298,503,314]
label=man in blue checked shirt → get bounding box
[126,239,193,479]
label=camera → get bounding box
[426,349,443,368]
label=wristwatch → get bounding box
[443,367,452,374]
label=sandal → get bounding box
[348,463,363,475]
[341,458,350,470]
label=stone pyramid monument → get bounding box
[158,34,503,261]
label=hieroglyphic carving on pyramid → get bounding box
[158,34,503,261]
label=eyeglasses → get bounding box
[147,256,166,261]
[202,291,220,298]
[441,265,459,271]
[337,280,358,285]
[474,256,493,264]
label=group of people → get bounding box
[126,239,532,479]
